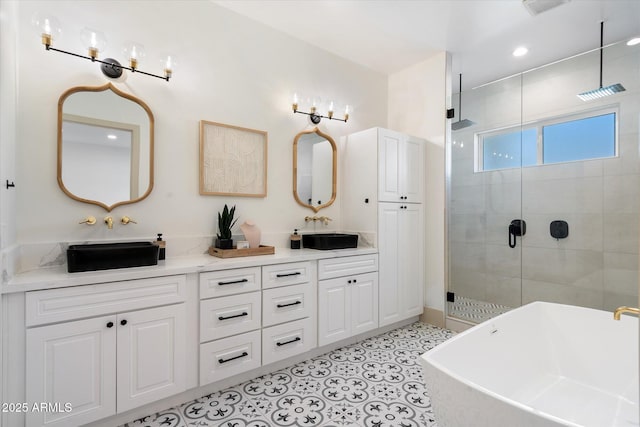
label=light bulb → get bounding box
[344,104,351,122]
[328,101,334,118]
[80,27,106,59]
[124,42,145,70]
[32,12,62,47]
[162,54,177,80]
[310,97,321,115]
[292,93,299,112]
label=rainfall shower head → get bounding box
[577,83,625,101]
[452,73,475,131]
[578,22,626,101]
[451,119,475,131]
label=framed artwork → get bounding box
[199,120,268,197]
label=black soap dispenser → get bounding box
[290,229,301,249]
[156,233,166,260]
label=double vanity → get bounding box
[2,247,400,427]
[1,81,428,426]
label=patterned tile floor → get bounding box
[447,295,512,323]
[123,322,455,427]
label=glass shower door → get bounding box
[447,74,524,323]
[447,39,640,324]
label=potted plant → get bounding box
[215,204,237,249]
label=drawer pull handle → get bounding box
[218,312,248,321]
[218,278,249,286]
[276,272,301,278]
[276,336,301,347]
[277,301,302,308]
[218,351,249,364]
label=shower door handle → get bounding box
[508,219,526,248]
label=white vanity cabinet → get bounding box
[377,128,424,204]
[24,275,187,427]
[342,127,426,328]
[261,262,316,365]
[199,267,262,385]
[378,202,424,326]
[317,254,379,346]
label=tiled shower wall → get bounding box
[449,41,639,313]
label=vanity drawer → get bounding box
[262,317,316,366]
[200,267,261,298]
[262,262,312,289]
[318,254,378,280]
[26,275,186,327]
[200,292,261,342]
[262,283,313,327]
[200,330,261,385]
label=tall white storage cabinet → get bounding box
[342,128,425,327]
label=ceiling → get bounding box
[213,0,640,90]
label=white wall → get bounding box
[388,52,448,313]
[7,0,388,272]
[0,0,19,277]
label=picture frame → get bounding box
[199,120,268,197]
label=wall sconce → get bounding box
[291,93,350,124]
[33,12,175,82]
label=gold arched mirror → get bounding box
[293,127,337,212]
[57,83,154,211]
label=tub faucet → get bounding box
[613,306,640,320]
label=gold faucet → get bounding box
[318,216,332,225]
[79,216,96,225]
[104,216,113,229]
[304,215,333,225]
[613,306,640,320]
[121,216,137,225]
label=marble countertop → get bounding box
[2,247,377,294]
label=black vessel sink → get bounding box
[67,241,159,273]
[302,233,358,250]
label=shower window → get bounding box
[476,106,618,172]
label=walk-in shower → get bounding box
[446,38,640,324]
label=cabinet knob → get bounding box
[348,280,352,284]
[354,279,357,283]
[106,321,114,328]
[120,319,128,326]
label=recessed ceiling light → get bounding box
[628,37,640,46]
[107,134,117,140]
[513,46,528,57]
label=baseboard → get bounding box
[445,316,475,333]
[420,306,445,328]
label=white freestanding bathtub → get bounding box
[421,301,639,427]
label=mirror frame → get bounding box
[292,126,337,213]
[57,83,155,211]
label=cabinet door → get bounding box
[350,272,379,336]
[378,129,404,202]
[378,203,402,327]
[318,278,350,346]
[402,136,424,203]
[26,316,117,427]
[400,204,424,318]
[116,304,186,413]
